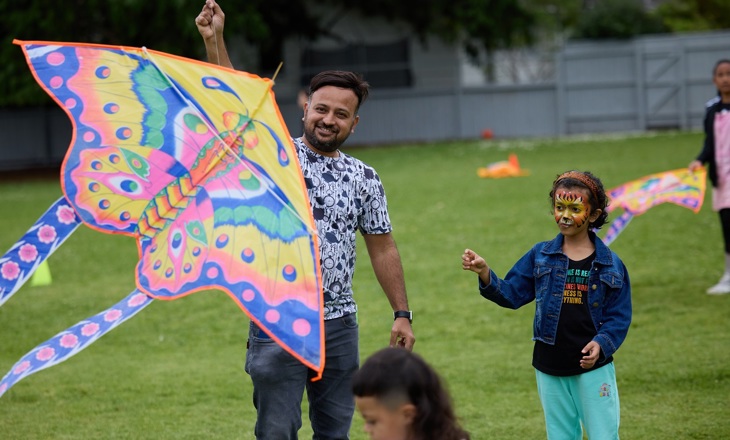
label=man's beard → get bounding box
[304,124,346,153]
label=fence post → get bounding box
[555,50,566,136]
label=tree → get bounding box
[0,0,320,106]
[571,0,668,40]
[319,0,536,81]
[655,0,730,31]
[1,0,540,105]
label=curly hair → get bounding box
[352,348,470,440]
[549,170,610,230]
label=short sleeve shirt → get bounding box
[532,252,609,376]
[294,138,392,320]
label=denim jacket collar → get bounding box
[542,231,613,266]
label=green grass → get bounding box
[1,131,729,439]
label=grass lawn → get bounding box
[0,131,728,439]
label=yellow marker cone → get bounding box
[30,260,52,287]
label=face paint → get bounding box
[554,190,590,227]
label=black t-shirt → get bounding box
[533,252,611,376]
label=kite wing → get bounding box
[12,40,324,374]
[603,167,707,245]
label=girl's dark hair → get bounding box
[713,59,730,75]
[308,70,370,111]
[352,348,470,440]
[549,170,609,230]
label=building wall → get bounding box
[1,30,729,170]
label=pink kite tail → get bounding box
[0,289,153,398]
[602,211,634,246]
[0,197,82,307]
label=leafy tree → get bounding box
[320,0,535,58]
[655,0,730,31]
[0,0,318,106]
[1,0,538,106]
[571,0,668,40]
[527,0,582,38]
[318,0,536,82]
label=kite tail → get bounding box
[0,197,81,307]
[0,289,153,398]
[602,211,634,246]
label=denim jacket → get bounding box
[479,232,631,360]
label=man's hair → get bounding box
[308,70,370,111]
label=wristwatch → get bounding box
[393,310,413,324]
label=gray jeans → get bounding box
[245,313,359,439]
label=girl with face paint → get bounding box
[461,170,632,440]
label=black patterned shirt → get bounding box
[294,138,392,320]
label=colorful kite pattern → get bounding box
[603,168,707,245]
[0,40,324,397]
[0,197,81,307]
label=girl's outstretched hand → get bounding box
[462,249,490,283]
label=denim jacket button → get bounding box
[592,284,597,290]
[592,302,599,308]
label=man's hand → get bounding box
[390,318,415,351]
[195,0,225,41]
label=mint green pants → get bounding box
[535,363,620,440]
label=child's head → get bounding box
[352,348,469,440]
[713,59,730,98]
[549,170,609,232]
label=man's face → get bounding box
[302,85,360,156]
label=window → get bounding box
[300,39,411,88]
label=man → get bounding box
[195,2,416,439]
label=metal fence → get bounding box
[2,30,728,171]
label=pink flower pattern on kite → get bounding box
[1,262,20,281]
[0,198,81,307]
[37,225,57,244]
[13,361,30,375]
[104,310,122,322]
[18,244,38,263]
[0,290,153,397]
[60,334,79,348]
[36,347,55,362]
[81,323,100,337]
[56,204,77,225]
[128,293,149,307]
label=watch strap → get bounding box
[393,310,412,323]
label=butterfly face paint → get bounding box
[554,190,591,228]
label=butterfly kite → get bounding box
[0,40,325,397]
[602,167,707,245]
